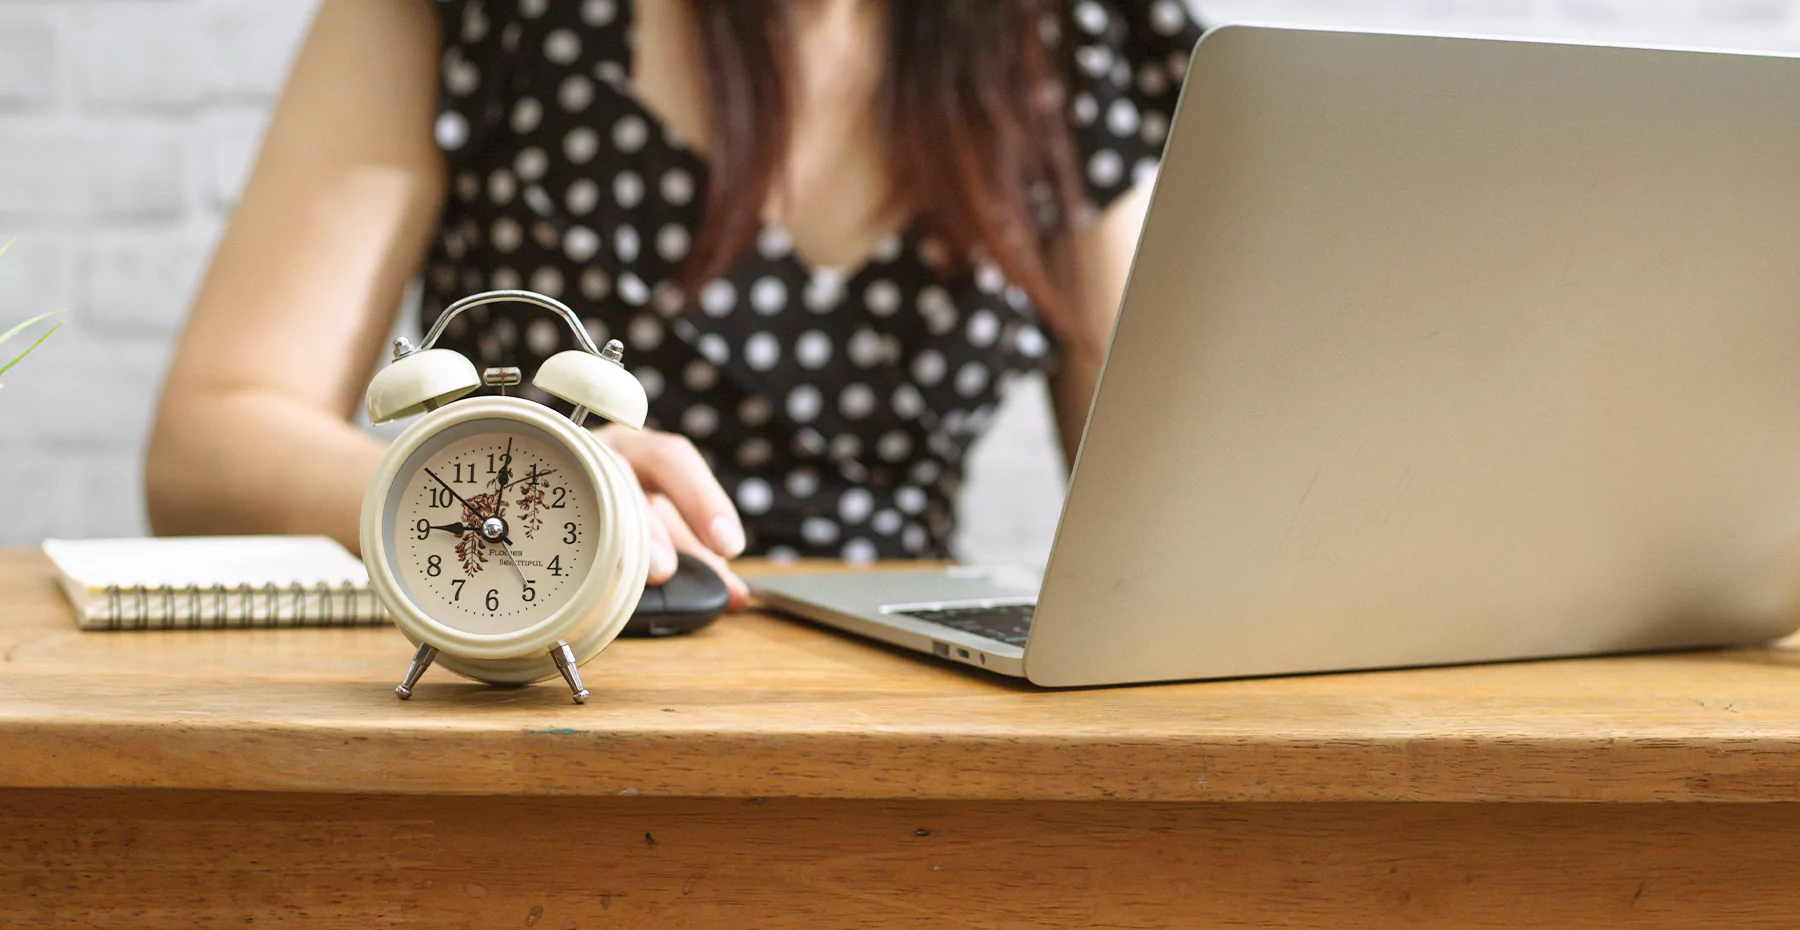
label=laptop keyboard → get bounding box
[899,603,1036,646]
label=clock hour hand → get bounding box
[424,522,476,537]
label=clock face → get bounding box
[384,419,599,635]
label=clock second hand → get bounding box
[497,537,531,590]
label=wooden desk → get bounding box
[4,550,1800,927]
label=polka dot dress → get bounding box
[423,0,1203,562]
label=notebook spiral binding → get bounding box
[101,579,380,630]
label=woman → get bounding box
[145,0,1204,607]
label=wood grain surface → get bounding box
[5,550,1800,802]
[6,790,1800,928]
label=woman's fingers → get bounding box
[594,424,749,605]
[599,425,746,558]
[650,493,750,610]
[643,496,679,585]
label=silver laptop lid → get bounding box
[1026,26,1800,686]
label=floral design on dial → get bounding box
[454,492,500,576]
[395,426,598,636]
[515,478,547,541]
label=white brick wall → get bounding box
[3,0,1799,562]
[0,0,315,546]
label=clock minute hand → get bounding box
[424,467,488,519]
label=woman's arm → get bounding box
[147,0,750,601]
[1048,182,1156,466]
[145,0,446,551]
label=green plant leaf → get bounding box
[0,320,63,378]
[0,308,66,349]
[0,243,67,378]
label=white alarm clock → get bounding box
[360,290,651,703]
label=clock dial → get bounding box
[387,421,598,635]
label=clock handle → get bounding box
[388,289,648,430]
[417,289,602,355]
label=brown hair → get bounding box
[685,0,1089,353]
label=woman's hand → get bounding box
[594,424,750,608]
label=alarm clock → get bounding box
[360,289,652,703]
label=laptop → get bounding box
[750,25,1800,687]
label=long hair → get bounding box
[684,0,1089,353]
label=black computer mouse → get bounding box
[620,552,729,637]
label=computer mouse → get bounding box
[620,552,729,637]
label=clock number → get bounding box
[485,588,499,611]
[454,462,475,484]
[563,522,579,544]
[487,453,498,475]
[547,555,564,577]
[429,486,454,509]
[522,585,536,603]
[451,579,465,601]
[426,554,443,577]
[415,518,430,540]
[550,486,567,509]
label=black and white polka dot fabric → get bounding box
[423,0,1203,563]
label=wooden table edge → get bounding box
[6,720,1800,802]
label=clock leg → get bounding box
[395,642,439,700]
[549,640,590,704]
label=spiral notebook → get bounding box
[43,536,390,630]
